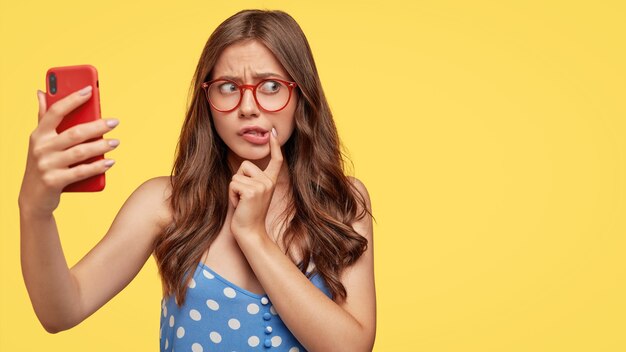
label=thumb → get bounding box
[36,90,47,123]
[228,196,236,215]
[228,183,239,209]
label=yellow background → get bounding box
[1,0,625,350]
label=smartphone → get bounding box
[45,64,105,192]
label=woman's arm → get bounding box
[234,176,376,352]
[20,176,172,333]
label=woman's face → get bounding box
[209,39,298,168]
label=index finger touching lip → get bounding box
[264,127,283,182]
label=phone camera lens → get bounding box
[49,73,57,95]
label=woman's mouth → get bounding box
[241,130,270,145]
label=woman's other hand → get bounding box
[228,127,283,239]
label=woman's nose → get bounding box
[238,88,260,117]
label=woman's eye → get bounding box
[218,83,237,93]
[259,80,281,93]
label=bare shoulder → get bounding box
[345,175,374,249]
[347,176,371,202]
[130,175,174,229]
[347,176,373,224]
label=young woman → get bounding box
[20,9,376,352]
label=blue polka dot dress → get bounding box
[159,262,332,351]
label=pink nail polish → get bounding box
[272,127,277,137]
[79,85,93,96]
[106,119,120,128]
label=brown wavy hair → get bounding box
[153,9,374,307]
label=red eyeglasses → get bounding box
[201,78,298,112]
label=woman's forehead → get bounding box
[212,40,289,80]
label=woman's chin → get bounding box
[232,147,270,161]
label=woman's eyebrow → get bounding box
[216,72,288,81]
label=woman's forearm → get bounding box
[236,233,374,352]
[19,205,82,333]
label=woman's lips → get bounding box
[241,131,270,145]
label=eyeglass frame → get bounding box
[201,78,298,113]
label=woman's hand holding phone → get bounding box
[18,87,120,217]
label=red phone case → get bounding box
[45,65,105,192]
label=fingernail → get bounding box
[104,159,115,167]
[79,85,93,96]
[106,119,119,128]
[108,139,120,147]
[37,89,43,97]
[272,127,277,137]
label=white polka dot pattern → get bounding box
[228,318,241,330]
[209,331,222,343]
[248,336,260,347]
[202,269,214,279]
[223,287,236,298]
[271,336,282,347]
[189,309,201,321]
[159,262,332,351]
[247,303,260,314]
[206,299,219,311]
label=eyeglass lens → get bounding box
[207,80,291,111]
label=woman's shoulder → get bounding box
[346,176,374,231]
[347,175,367,191]
[138,175,173,193]
[131,175,174,229]
[347,176,371,206]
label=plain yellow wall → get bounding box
[1,0,625,351]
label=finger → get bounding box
[232,173,258,186]
[236,160,264,178]
[50,137,119,169]
[52,118,119,151]
[264,127,283,183]
[39,85,93,133]
[230,190,239,208]
[235,161,275,192]
[229,179,247,208]
[47,158,114,190]
[229,178,263,207]
[37,90,47,123]
[227,193,236,214]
